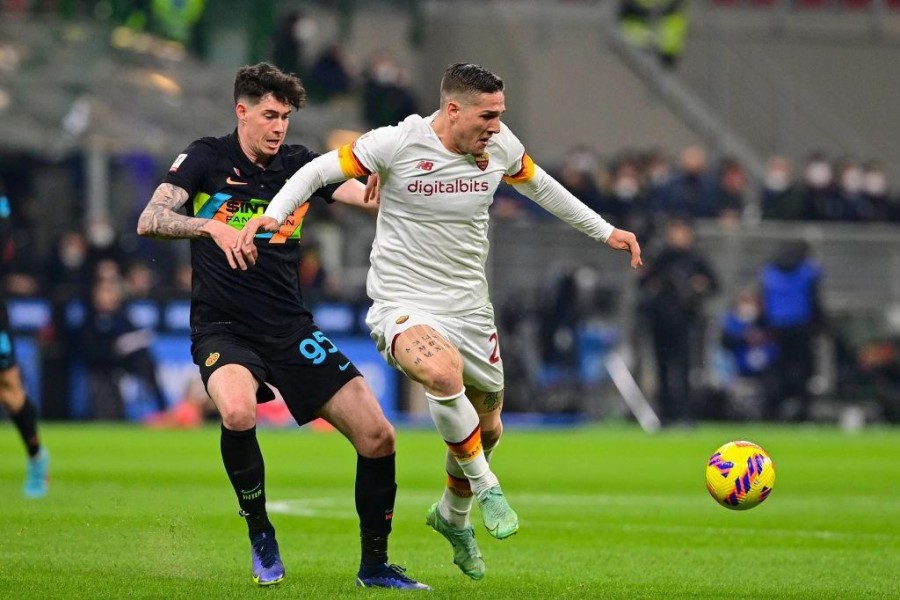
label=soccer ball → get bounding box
[705,440,775,510]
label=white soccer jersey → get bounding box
[347,113,529,315]
[265,113,614,316]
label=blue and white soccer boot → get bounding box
[250,530,285,586]
[23,448,49,499]
[356,563,431,590]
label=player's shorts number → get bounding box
[298,330,339,365]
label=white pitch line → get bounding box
[266,494,896,542]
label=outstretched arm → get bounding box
[511,165,642,268]
[605,228,643,269]
[236,149,358,256]
[137,183,253,270]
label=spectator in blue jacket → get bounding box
[759,240,825,421]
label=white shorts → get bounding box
[365,303,504,393]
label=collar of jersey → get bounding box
[227,129,286,175]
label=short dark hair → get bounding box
[234,63,306,110]
[440,63,504,105]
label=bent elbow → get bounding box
[136,216,153,237]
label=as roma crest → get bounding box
[474,153,489,171]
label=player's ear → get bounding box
[235,102,247,122]
[446,100,460,121]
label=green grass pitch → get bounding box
[1,422,898,598]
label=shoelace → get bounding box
[459,532,479,555]
[384,564,413,582]
[252,537,279,569]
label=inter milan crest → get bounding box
[474,153,489,171]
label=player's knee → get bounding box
[0,372,17,394]
[418,366,464,397]
[217,398,257,430]
[357,418,396,458]
[403,345,463,396]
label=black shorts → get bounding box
[0,301,16,371]
[191,321,362,426]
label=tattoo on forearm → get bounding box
[137,184,208,239]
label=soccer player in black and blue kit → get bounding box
[137,63,428,590]
[0,177,49,498]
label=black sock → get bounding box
[356,453,396,566]
[220,425,272,535]
[10,398,41,457]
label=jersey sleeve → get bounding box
[291,146,343,204]
[498,125,536,185]
[342,124,402,176]
[511,165,614,242]
[163,139,216,196]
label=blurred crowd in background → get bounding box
[1,0,899,426]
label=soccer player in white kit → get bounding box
[236,63,642,581]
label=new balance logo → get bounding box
[416,160,434,171]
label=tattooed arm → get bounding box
[137,183,255,270]
[137,183,208,239]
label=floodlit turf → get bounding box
[1,422,898,598]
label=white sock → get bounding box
[440,486,474,528]
[426,389,499,495]
[440,452,475,528]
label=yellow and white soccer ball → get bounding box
[705,440,775,510]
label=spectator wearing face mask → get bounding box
[47,231,92,302]
[643,148,674,193]
[607,155,650,236]
[650,145,717,219]
[860,161,894,222]
[721,288,778,380]
[801,152,835,221]
[86,217,126,269]
[712,157,747,226]
[554,147,607,215]
[362,54,418,129]
[272,9,317,79]
[761,156,810,221]
[307,43,355,104]
[828,158,870,221]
